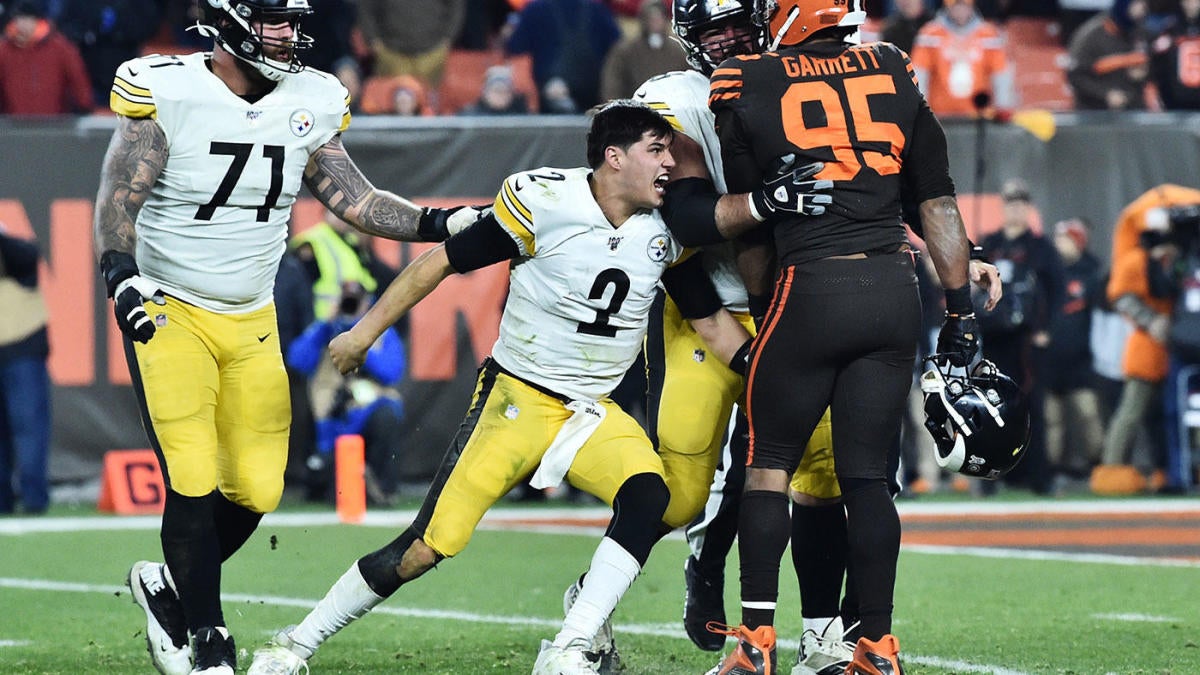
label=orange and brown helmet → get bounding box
[754,0,867,49]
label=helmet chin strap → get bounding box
[920,367,972,436]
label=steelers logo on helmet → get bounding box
[920,356,1031,480]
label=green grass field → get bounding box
[1,499,1197,674]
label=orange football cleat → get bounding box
[705,623,777,675]
[845,634,904,675]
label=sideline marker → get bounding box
[96,449,165,515]
[336,434,366,524]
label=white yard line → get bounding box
[0,577,1030,674]
[1092,612,1182,623]
[3,497,1198,536]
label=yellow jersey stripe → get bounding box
[501,180,534,226]
[493,185,535,255]
[109,89,156,118]
[113,76,150,96]
[339,110,351,133]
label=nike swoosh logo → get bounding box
[257,334,270,343]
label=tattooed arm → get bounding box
[304,135,429,242]
[94,116,168,259]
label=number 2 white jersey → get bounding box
[110,52,350,313]
[489,167,684,402]
[635,70,748,314]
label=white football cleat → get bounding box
[247,627,310,675]
[532,639,600,675]
[792,617,856,675]
[127,560,192,675]
[563,577,622,673]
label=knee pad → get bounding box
[606,473,670,565]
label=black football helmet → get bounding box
[196,0,313,81]
[672,0,764,75]
[920,356,1031,480]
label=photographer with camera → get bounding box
[1143,200,1200,492]
[285,280,407,505]
[1093,184,1200,495]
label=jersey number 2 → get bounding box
[195,141,285,222]
[577,268,630,337]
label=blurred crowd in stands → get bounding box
[2,0,1198,502]
[3,0,1200,118]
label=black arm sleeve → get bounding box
[661,252,724,320]
[715,107,761,195]
[443,213,521,273]
[901,103,955,205]
[900,106,989,258]
[661,177,723,247]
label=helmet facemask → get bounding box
[193,0,314,82]
[672,0,764,75]
[920,357,1031,480]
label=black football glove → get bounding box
[417,205,491,242]
[100,250,165,344]
[749,155,833,221]
[937,312,980,368]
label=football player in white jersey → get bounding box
[93,2,472,674]
[244,100,754,675]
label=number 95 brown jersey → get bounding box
[709,40,955,267]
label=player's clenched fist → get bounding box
[100,250,165,343]
[328,329,370,375]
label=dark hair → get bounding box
[585,99,674,169]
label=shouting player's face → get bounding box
[619,131,675,210]
[698,22,757,66]
[257,19,297,63]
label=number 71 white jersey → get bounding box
[635,69,748,314]
[110,52,350,313]
[488,167,684,401]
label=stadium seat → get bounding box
[437,50,538,115]
[1003,18,1073,111]
[1009,45,1074,111]
[1004,17,1061,48]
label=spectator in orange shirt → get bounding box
[910,0,1017,118]
[0,0,93,115]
